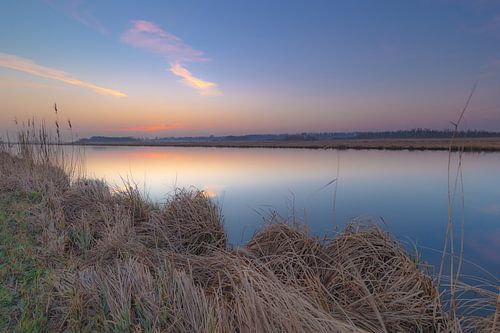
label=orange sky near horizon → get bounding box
[2,1,500,137]
[3,72,490,138]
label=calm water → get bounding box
[82,146,500,280]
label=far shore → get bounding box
[73,137,500,152]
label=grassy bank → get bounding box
[0,145,498,332]
[76,137,500,152]
[0,192,51,331]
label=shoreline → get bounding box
[73,137,500,152]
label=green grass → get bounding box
[0,193,50,333]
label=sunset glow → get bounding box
[1,1,500,136]
[119,123,183,132]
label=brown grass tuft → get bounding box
[143,189,227,255]
[322,224,450,332]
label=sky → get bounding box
[1,0,500,137]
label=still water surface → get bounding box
[82,146,500,280]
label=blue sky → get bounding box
[1,0,500,136]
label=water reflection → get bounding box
[82,146,500,279]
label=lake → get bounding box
[81,146,500,281]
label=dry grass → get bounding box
[143,188,227,255]
[322,224,449,332]
[1,126,499,332]
[246,222,454,332]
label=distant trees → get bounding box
[77,136,141,143]
[354,128,500,139]
[77,129,500,144]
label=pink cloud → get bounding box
[169,63,221,96]
[121,20,221,95]
[0,53,127,97]
[121,20,207,63]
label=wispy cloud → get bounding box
[121,20,221,95]
[119,123,183,132]
[121,20,207,62]
[0,53,127,97]
[170,63,221,96]
[45,0,108,35]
